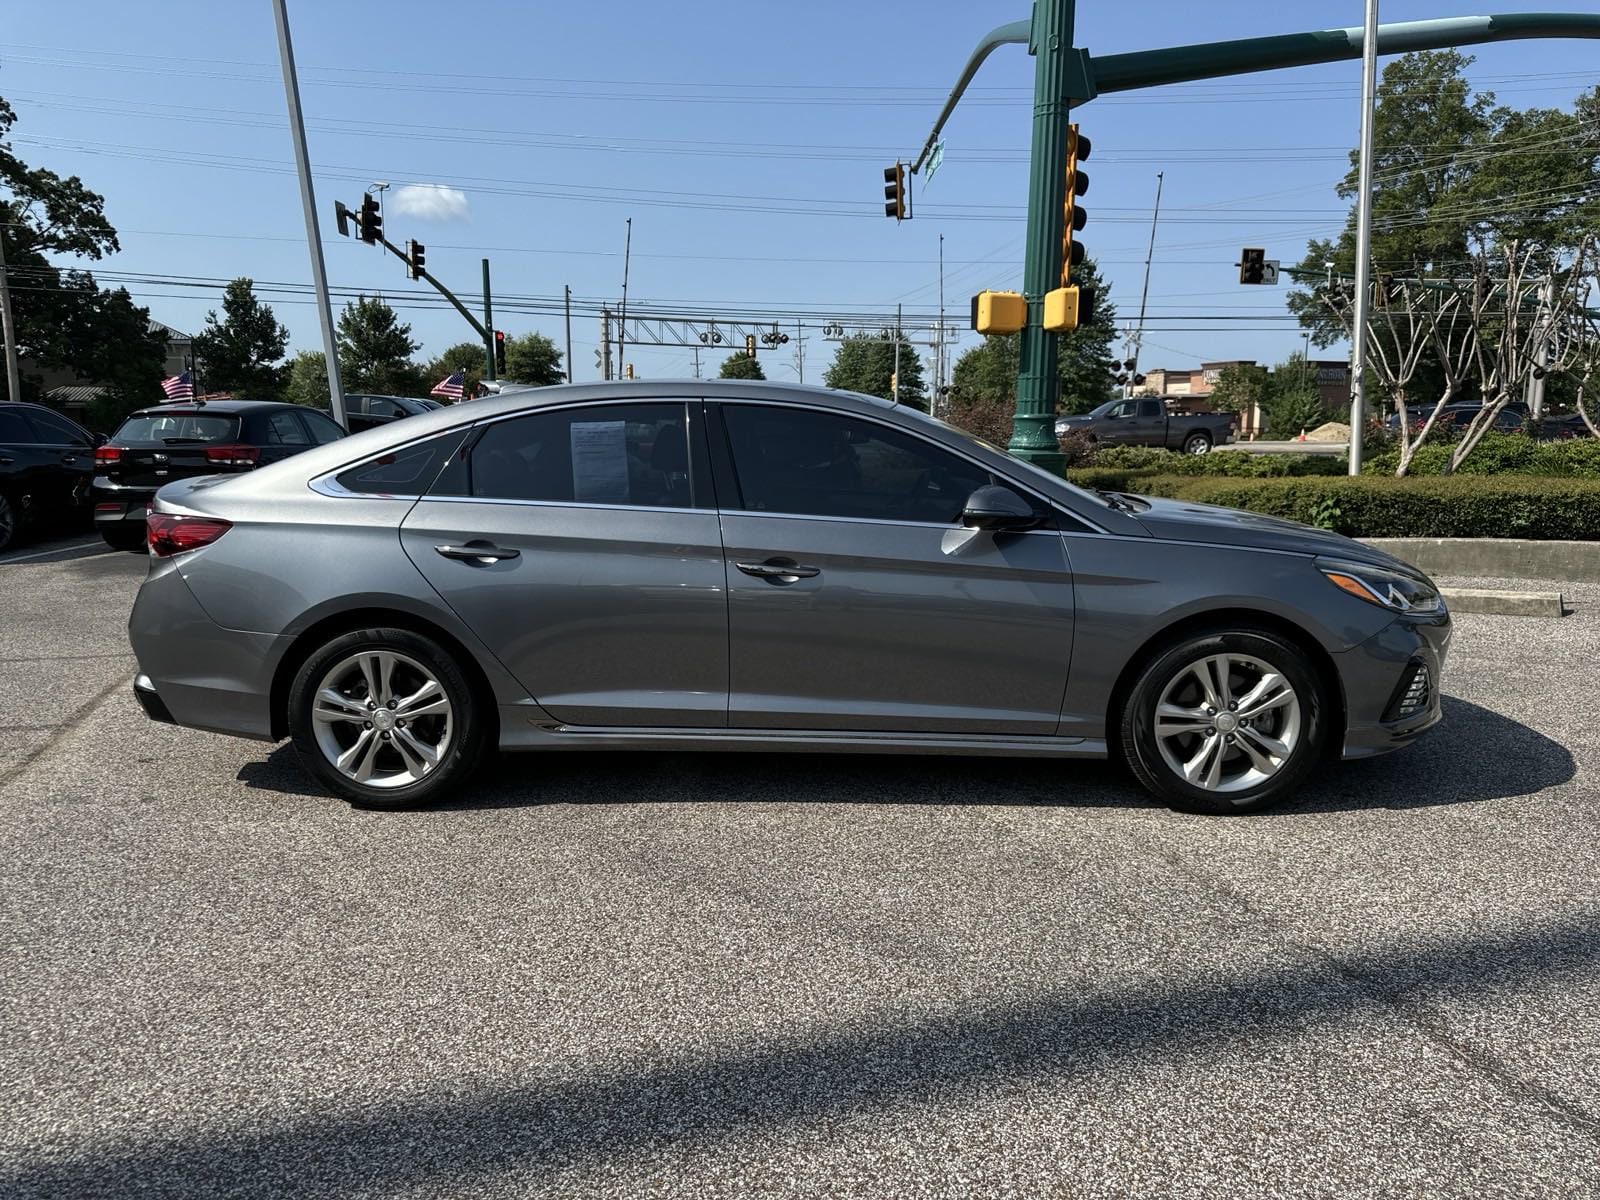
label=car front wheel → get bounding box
[288,627,487,809]
[0,493,16,554]
[1120,629,1328,815]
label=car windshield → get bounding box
[114,413,239,445]
[1085,399,1121,418]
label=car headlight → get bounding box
[1316,557,1444,615]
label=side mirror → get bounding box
[93,432,109,447]
[961,485,1041,532]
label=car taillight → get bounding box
[95,445,123,465]
[203,444,261,467]
[146,513,232,557]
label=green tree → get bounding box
[718,353,765,380]
[823,335,926,410]
[281,350,330,409]
[502,331,564,386]
[1208,362,1270,416]
[191,277,288,400]
[1263,354,1329,439]
[336,295,427,395]
[947,257,1118,418]
[0,96,166,426]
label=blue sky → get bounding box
[3,1,1597,384]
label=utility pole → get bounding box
[600,307,613,381]
[271,0,345,428]
[0,225,21,405]
[692,345,701,380]
[1348,0,1380,474]
[617,218,632,382]
[893,302,903,404]
[1126,171,1163,397]
[937,233,946,415]
[794,320,805,383]
[564,284,574,382]
[481,258,496,382]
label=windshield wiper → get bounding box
[1091,487,1139,514]
[161,437,206,445]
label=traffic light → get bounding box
[494,330,506,373]
[1123,358,1137,372]
[1239,247,1267,285]
[405,239,426,280]
[358,194,382,245]
[1042,285,1096,332]
[744,334,757,359]
[970,291,1025,335]
[1062,124,1090,282]
[883,162,907,221]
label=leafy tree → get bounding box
[191,277,288,400]
[824,335,926,410]
[1264,354,1329,439]
[281,350,330,409]
[336,295,427,395]
[1208,362,1271,416]
[718,353,765,380]
[502,331,564,386]
[947,258,1118,418]
[0,95,166,425]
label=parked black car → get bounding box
[345,393,437,433]
[1386,403,1528,435]
[0,401,100,554]
[93,401,347,550]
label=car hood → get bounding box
[1127,493,1412,570]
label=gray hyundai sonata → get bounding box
[127,380,1449,814]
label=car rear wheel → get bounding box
[0,493,16,554]
[1120,629,1328,815]
[1183,432,1212,455]
[100,526,146,552]
[288,628,487,809]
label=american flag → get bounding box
[160,370,194,401]
[430,371,466,400]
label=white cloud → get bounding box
[390,184,470,221]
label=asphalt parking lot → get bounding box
[1,533,1596,1199]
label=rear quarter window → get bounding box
[115,414,239,445]
[335,431,469,496]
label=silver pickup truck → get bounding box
[1056,397,1235,455]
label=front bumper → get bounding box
[1336,607,1452,759]
[128,557,284,742]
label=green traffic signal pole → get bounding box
[913,9,1600,471]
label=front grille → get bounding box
[1384,661,1432,722]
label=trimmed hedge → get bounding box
[1362,432,1600,479]
[1088,446,1345,478]
[1062,472,1600,539]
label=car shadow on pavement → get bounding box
[5,909,1597,1200]
[237,695,1572,816]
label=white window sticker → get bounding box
[570,420,629,503]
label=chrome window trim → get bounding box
[406,494,715,519]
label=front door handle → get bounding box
[435,541,520,565]
[735,557,820,583]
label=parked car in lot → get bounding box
[1056,397,1234,454]
[127,380,1449,816]
[93,400,347,550]
[1386,403,1528,436]
[345,393,437,433]
[0,401,99,554]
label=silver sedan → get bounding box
[128,380,1450,814]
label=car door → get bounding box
[0,408,52,523]
[22,408,94,513]
[399,399,728,727]
[1132,398,1167,445]
[713,401,1075,734]
[1098,398,1139,444]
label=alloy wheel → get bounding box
[310,649,454,789]
[1152,653,1302,794]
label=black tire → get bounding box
[100,526,146,552]
[0,493,16,555]
[288,627,488,810]
[1120,628,1328,815]
[1183,432,1212,455]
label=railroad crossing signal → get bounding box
[405,239,426,280]
[357,194,382,245]
[883,162,907,221]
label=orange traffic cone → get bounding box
[1298,428,1307,441]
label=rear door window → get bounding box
[0,411,39,445]
[26,410,91,446]
[301,410,346,445]
[114,413,239,445]
[263,411,310,446]
[1139,400,1164,419]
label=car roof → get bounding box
[126,400,303,417]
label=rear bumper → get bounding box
[1336,608,1453,759]
[93,481,157,530]
[128,558,283,742]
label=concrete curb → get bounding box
[1439,587,1566,618]
[1362,537,1600,583]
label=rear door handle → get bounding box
[735,557,820,582]
[435,541,520,565]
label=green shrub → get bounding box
[1067,466,1168,492]
[1362,431,1600,478]
[1085,445,1177,470]
[1117,474,1600,539]
[1078,447,1343,479]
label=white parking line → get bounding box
[0,538,107,564]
